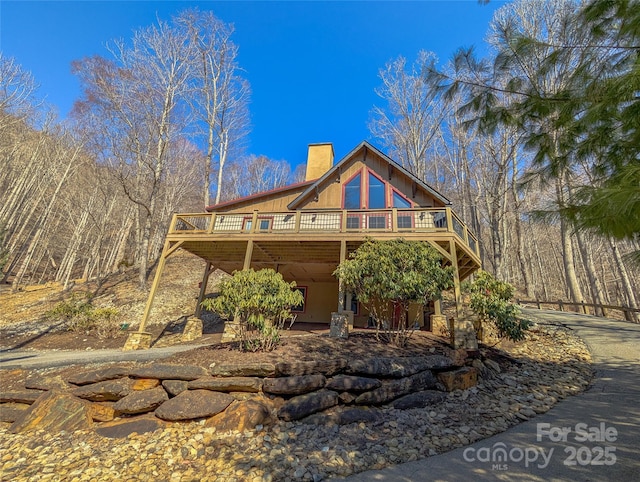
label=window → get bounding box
[258,218,271,231]
[291,287,307,313]
[367,214,387,229]
[350,293,359,315]
[393,190,413,228]
[346,214,361,229]
[344,173,361,209]
[392,191,411,209]
[368,172,385,209]
[243,217,272,232]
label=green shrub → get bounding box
[201,269,304,351]
[465,271,530,341]
[44,292,121,339]
[334,239,453,346]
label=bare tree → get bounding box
[370,51,447,181]
[224,155,293,201]
[72,18,192,288]
[177,9,251,207]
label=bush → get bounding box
[334,239,453,346]
[44,292,121,339]
[465,271,530,341]
[201,269,304,352]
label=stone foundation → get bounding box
[330,313,349,339]
[181,317,203,342]
[122,332,152,351]
[221,321,244,343]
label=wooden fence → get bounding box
[517,299,640,323]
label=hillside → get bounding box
[0,251,225,350]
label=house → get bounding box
[130,141,481,346]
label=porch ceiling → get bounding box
[177,238,479,282]
[179,240,364,282]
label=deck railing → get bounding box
[170,207,480,257]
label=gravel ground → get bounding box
[0,319,593,482]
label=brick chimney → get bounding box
[305,143,334,181]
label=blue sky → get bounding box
[1,1,505,169]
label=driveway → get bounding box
[341,309,640,481]
[0,343,209,369]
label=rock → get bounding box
[472,359,489,379]
[188,376,262,393]
[132,378,160,391]
[275,359,347,377]
[303,407,381,426]
[66,366,130,386]
[96,414,167,439]
[262,374,326,395]
[24,375,70,391]
[450,349,469,367]
[206,400,271,432]
[520,407,537,418]
[338,392,357,404]
[484,359,501,374]
[129,364,208,381]
[113,386,169,415]
[355,370,438,405]
[10,390,92,434]
[437,367,478,391]
[391,390,447,410]
[210,362,276,377]
[336,407,381,425]
[229,391,257,401]
[72,378,135,402]
[0,390,45,404]
[346,356,453,378]
[0,403,30,423]
[325,375,381,393]
[87,402,116,422]
[162,380,189,397]
[278,390,339,422]
[155,389,234,421]
[180,317,203,342]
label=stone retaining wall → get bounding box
[0,356,479,437]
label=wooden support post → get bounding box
[137,240,181,334]
[294,210,301,232]
[195,262,213,318]
[445,207,453,232]
[207,213,217,233]
[391,208,398,232]
[450,239,462,318]
[125,240,179,350]
[434,298,442,316]
[243,240,254,270]
[338,240,347,313]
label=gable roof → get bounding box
[206,180,315,212]
[287,140,451,210]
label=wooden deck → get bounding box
[167,207,480,277]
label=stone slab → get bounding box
[10,390,92,434]
[188,376,262,393]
